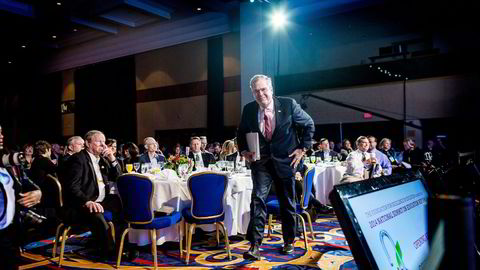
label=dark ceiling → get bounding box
[0,0,239,70]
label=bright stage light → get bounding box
[269,9,288,30]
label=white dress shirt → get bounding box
[344,150,371,179]
[193,152,204,168]
[87,151,106,202]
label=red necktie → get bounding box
[264,109,273,140]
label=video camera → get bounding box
[1,152,46,225]
[1,152,27,169]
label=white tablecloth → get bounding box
[128,171,253,246]
[312,164,347,205]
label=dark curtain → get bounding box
[207,36,225,143]
[74,57,136,142]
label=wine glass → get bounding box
[158,161,165,170]
[140,163,148,174]
[178,164,189,179]
[133,162,140,172]
[126,164,133,173]
[226,161,235,173]
[310,155,316,164]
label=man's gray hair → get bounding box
[355,136,368,146]
[84,130,104,142]
[67,136,83,146]
[249,74,273,91]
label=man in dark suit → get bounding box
[314,138,341,161]
[188,136,215,170]
[237,74,315,259]
[62,130,129,259]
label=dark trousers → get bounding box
[63,195,126,256]
[246,159,296,245]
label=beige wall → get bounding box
[135,39,208,90]
[135,33,241,143]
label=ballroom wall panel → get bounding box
[136,96,207,141]
[135,39,208,90]
[135,32,241,143]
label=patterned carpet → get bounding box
[19,214,357,269]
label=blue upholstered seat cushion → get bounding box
[266,200,304,214]
[131,211,182,230]
[182,207,225,224]
[103,210,113,222]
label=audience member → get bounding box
[22,143,34,169]
[199,136,208,152]
[340,139,353,161]
[188,137,215,170]
[122,142,140,171]
[139,137,165,165]
[367,136,392,175]
[50,143,63,164]
[220,139,236,161]
[315,138,341,161]
[378,137,402,169]
[61,136,84,164]
[401,137,424,167]
[342,136,378,182]
[213,142,222,161]
[61,130,134,260]
[30,140,57,188]
[206,143,215,154]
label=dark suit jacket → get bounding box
[138,153,165,164]
[62,150,122,208]
[237,96,315,177]
[188,151,216,169]
[314,150,341,161]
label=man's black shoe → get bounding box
[243,244,261,261]
[282,243,294,254]
[317,204,334,215]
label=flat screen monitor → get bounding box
[329,171,431,270]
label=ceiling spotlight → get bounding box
[52,35,57,39]
[369,65,372,68]
[196,7,202,11]
[57,2,61,5]
[377,67,381,70]
[21,45,26,48]
[405,77,409,80]
[379,69,382,72]
[250,0,254,3]
[8,61,12,64]
[73,28,77,32]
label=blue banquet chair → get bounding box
[182,172,232,264]
[266,167,317,251]
[47,174,116,267]
[116,173,183,269]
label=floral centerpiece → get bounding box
[165,155,192,177]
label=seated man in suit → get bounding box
[62,130,135,260]
[314,138,341,161]
[138,137,165,165]
[188,136,215,170]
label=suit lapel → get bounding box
[272,97,284,139]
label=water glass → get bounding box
[140,163,149,174]
[310,156,316,164]
[158,161,165,170]
[133,162,140,172]
[226,161,235,173]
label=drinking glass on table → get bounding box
[126,164,133,173]
[133,162,140,172]
[226,161,235,173]
[310,155,316,164]
[158,161,165,170]
[178,164,189,180]
[140,163,149,174]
